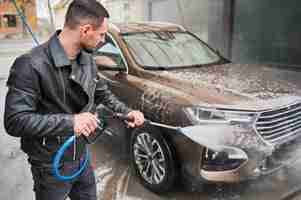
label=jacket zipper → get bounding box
[59,68,76,160]
[58,68,66,104]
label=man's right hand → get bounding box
[74,112,98,137]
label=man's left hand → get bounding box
[126,110,145,128]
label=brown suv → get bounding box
[94,22,301,193]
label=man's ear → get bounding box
[80,24,92,36]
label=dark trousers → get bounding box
[30,159,97,200]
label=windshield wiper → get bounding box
[143,66,168,70]
[143,65,208,70]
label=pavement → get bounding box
[0,38,35,200]
[0,78,35,200]
[1,38,301,200]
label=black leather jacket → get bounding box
[4,32,131,163]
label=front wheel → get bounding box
[130,125,177,193]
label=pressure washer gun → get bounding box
[53,112,134,181]
[83,113,134,144]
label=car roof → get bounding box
[109,21,186,34]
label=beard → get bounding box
[82,41,105,54]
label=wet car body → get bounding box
[94,22,301,193]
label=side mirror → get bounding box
[94,56,126,72]
[95,43,127,72]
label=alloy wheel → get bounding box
[133,132,166,184]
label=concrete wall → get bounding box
[149,0,209,41]
[232,0,301,66]
[207,0,234,58]
[209,0,301,66]
[102,0,148,23]
[103,0,209,41]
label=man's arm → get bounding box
[4,55,74,138]
[94,75,145,128]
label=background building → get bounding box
[0,0,37,37]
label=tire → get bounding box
[130,124,177,193]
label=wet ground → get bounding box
[91,131,301,200]
[1,39,301,200]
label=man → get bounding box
[4,1,144,199]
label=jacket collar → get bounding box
[49,30,91,67]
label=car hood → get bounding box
[160,63,301,110]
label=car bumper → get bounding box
[201,136,301,183]
[178,123,301,184]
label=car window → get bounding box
[94,35,127,70]
[123,32,221,69]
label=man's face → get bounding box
[79,18,108,53]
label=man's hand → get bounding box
[74,112,98,137]
[126,110,145,128]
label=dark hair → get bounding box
[64,0,110,29]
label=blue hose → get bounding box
[53,135,89,181]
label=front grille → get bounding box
[255,102,301,144]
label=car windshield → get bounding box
[122,32,221,69]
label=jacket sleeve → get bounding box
[94,75,132,114]
[4,55,74,138]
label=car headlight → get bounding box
[185,107,257,124]
[202,146,248,171]
[184,107,253,171]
